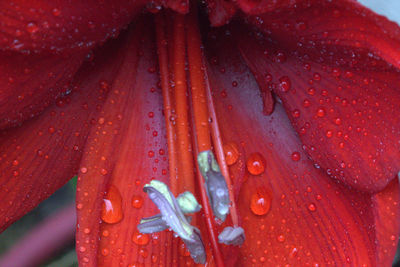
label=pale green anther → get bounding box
[197,150,220,179]
[177,191,202,214]
[144,180,174,208]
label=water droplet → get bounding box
[52,8,61,17]
[246,152,266,175]
[277,234,285,242]
[101,185,123,224]
[250,187,272,215]
[132,231,150,245]
[223,142,239,165]
[278,76,291,92]
[308,203,317,212]
[334,118,342,125]
[316,108,326,118]
[291,152,301,161]
[131,195,143,209]
[26,22,39,34]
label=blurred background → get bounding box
[0,177,78,267]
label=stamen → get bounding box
[155,14,178,194]
[138,180,206,264]
[177,191,202,213]
[186,9,226,267]
[173,14,195,193]
[203,60,240,226]
[197,150,230,222]
[186,8,212,152]
[218,226,245,246]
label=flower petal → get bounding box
[75,18,215,266]
[0,42,117,231]
[0,0,147,53]
[246,0,400,76]
[235,3,400,192]
[0,50,87,129]
[206,33,400,265]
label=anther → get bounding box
[137,180,206,264]
[198,150,230,222]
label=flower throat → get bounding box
[136,9,244,266]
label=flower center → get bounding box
[137,8,244,265]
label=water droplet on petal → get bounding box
[291,152,301,161]
[132,231,150,246]
[101,185,123,224]
[246,152,266,175]
[131,195,144,209]
[250,187,272,215]
[223,142,239,166]
[277,234,285,242]
[308,203,317,212]
[26,22,39,34]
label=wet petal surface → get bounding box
[206,32,400,265]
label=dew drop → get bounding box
[26,22,39,34]
[132,231,150,246]
[316,108,326,118]
[277,234,285,242]
[291,152,301,161]
[131,195,144,209]
[246,152,266,175]
[278,76,291,92]
[223,142,239,166]
[101,185,123,224]
[250,187,272,215]
[308,203,317,212]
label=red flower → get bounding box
[0,0,399,266]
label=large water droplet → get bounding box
[250,187,272,215]
[246,152,266,175]
[101,185,123,224]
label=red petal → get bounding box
[0,0,147,53]
[75,19,214,267]
[235,0,298,15]
[0,50,86,129]
[234,3,400,192]
[206,35,400,265]
[0,44,115,231]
